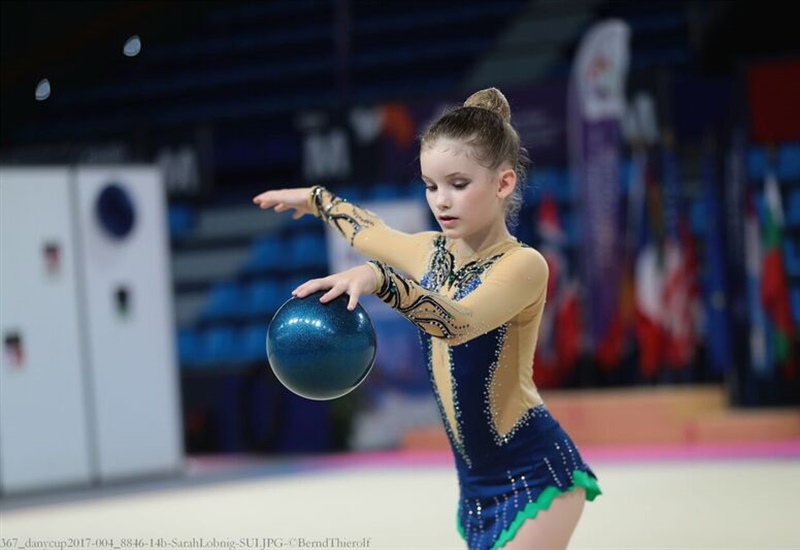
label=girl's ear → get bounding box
[497,168,517,199]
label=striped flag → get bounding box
[760,169,796,377]
[660,142,699,369]
[533,195,582,387]
[632,147,666,379]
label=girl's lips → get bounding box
[439,216,458,228]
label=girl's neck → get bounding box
[451,223,513,259]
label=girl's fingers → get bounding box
[319,288,340,303]
[253,189,311,217]
[293,280,351,305]
[255,199,305,218]
[293,277,332,298]
[252,193,274,206]
[346,291,360,311]
[291,269,367,307]
[292,280,318,297]
[253,199,276,210]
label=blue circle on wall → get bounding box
[96,183,136,239]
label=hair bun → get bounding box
[463,87,511,123]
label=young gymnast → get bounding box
[253,87,601,550]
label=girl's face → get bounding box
[420,138,514,244]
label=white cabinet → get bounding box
[0,166,184,495]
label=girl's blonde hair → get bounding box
[421,87,530,227]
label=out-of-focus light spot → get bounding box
[123,35,141,57]
[35,79,51,100]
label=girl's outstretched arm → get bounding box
[255,186,435,279]
[252,187,314,219]
[307,186,437,278]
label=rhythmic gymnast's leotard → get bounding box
[309,187,601,550]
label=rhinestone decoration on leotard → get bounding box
[499,495,509,544]
[422,336,473,468]
[466,506,472,542]
[461,497,491,550]
[425,236,504,300]
[563,436,587,472]
[565,439,578,471]
[519,474,533,502]
[312,186,375,246]
[447,347,470,467]
[543,456,564,489]
[461,438,595,550]
[557,441,569,474]
[426,236,454,291]
[508,471,520,511]
[451,256,502,299]
[483,324,511,445]
[475,500,486,550]
[371,261,469,339]
[484,323,549,447]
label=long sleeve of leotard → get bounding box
[308,186,548,346]
[368,250,547,346]
[308,185,436,280]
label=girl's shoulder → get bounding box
[503,241,550,275]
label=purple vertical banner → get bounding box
[568,20,630,353]
[504,83,569,165]
[580,118,625,350]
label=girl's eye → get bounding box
[424,184,437,191]
[453,181,469,189]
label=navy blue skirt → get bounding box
[454,404,601,550]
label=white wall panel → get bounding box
[74,165,183,481]
[0,167,93,494]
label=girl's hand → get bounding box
[292,264,379,311]
[252,187,314,219]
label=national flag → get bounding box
[533,195,581,387]
[555,280,583,375]
[633,148,666,379]
[660,142,700,369]
[760,169,797,377]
